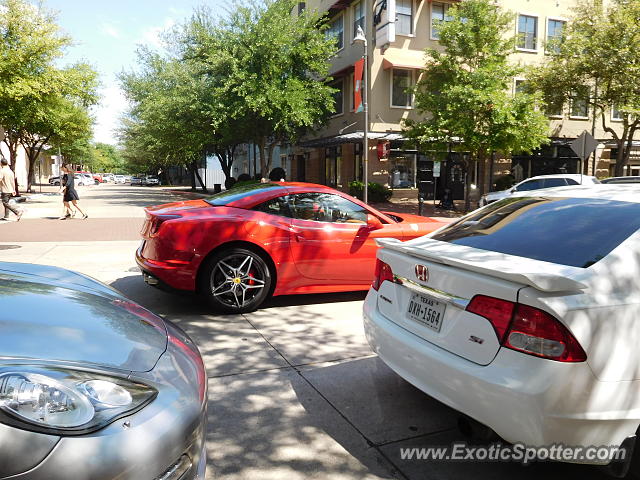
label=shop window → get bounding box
[325,146,342,188]
[570,88,589,118]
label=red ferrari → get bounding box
[136,182,448,312]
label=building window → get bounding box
[354,142,363,181]
[396,0,413,35]
[570,88,589,118]
[353,1,365,37]
[391,69,413,108]
[517,14,537,51]
[545,98,564,117]
[612,105,624,121]
[327,15,344,50]
[325,146,342,188]
[514,79,527,95]
[330,78,344,115]
[546,19,565,53]
[431,2,452,39]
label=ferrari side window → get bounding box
[290,193,368,224]
[254,196,292,218]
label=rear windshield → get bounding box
[205,183,283,206]
[431,197,640,268]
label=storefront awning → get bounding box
[297,131,403,148]
[382,50,426,70]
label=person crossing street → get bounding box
[0,157,22,221]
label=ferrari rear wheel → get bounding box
[201,248,272,313]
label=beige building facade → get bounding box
[290,0,632,199]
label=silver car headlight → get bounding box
[0,367,157,435]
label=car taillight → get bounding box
[466,295,586,363]
[150,215,180,235]
[372,259,394,291]
[466,295,515,342]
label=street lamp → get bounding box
[353,25,369,204]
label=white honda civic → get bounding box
[363,184,640,474]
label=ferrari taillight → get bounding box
[150,215,180,235]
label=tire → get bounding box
[200,247,272,314]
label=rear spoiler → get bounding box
[376,238,588,293]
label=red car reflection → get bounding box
[136,182,448,312]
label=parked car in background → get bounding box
[124,175,132,183]
[137,182,450,313]
[600,176,640,184]
[364,184,640,475]
[83,173,97,186]
[144,175,161,186]
[130,176,143,186]
[114,174,126,184]
[480,174,600,206]
[48,176,61,186]
[93,173,103,184]
[73,173,91,186]
[102,173,115,183]
[0,261,207,479]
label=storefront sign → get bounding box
[374,0,396,47]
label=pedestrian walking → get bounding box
[0,157,22,221]
[60,164,88,220]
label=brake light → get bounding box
[372,259,394,291]
[465,295,586,363]
[466,295,515,342]
[150,214,180,235]
[505,304,587,362]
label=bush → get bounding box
[349,181,393,202]
[493,174,515,191]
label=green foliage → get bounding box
[493,174,515,191]
[349,181,393,203]
[402,0,549,204]
[233,179,261,189]
[0,0,98,190]
[527,0,640,176]
[119,0,337,186]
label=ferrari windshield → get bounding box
[205,183,283,206]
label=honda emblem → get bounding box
[415,265,429,283]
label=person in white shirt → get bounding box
[0,158,22,221]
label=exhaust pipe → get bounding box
[143,273,159,286]
[457,415,499,443]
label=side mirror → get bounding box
[367,214,384,230]
[510,187,516,193]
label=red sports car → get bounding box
[136,182,449,312]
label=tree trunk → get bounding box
[191,161,208,193]
[257,137,267,179]
[614,140,626,177]
[463,156,473,213]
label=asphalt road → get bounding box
[0,184,613,479]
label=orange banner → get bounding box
[354,58,364,113]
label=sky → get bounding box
[43,0,227,145]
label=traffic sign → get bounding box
[433,161,441,178]
[570,131,599,161]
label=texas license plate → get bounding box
[407,292,446,332]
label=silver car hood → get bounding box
[0,262,167,372]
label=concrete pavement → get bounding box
[0,184,610,479]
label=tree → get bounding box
[207,0,337,177]
[402,0,549,210]
[528,0,640,177]
[0,0,98,191]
